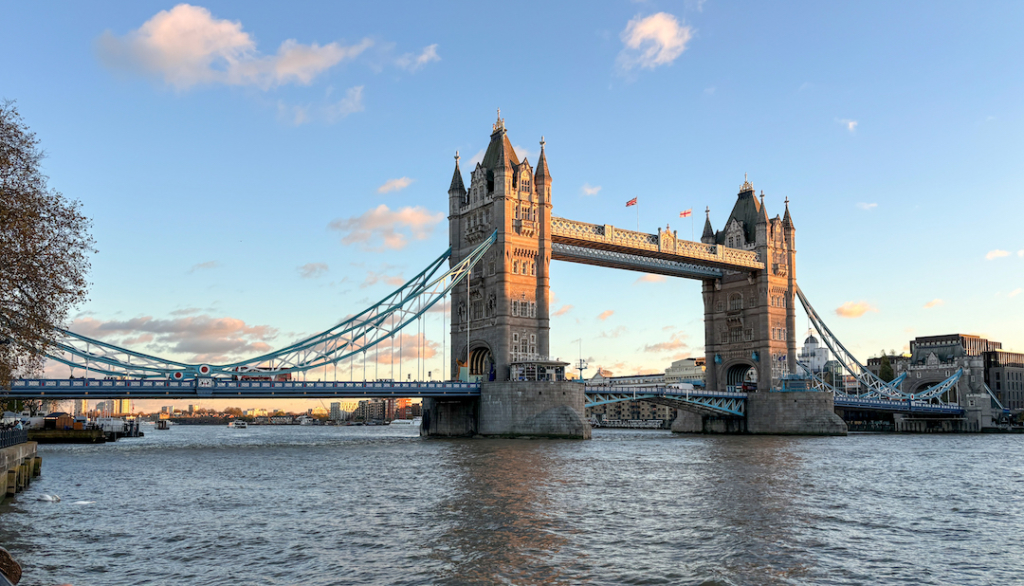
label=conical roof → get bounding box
[535,137,551,182]
[448,153,466,195]
[701,208,715,241]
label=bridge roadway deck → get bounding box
[833,396,965,416]
[7,379,481,400]
[551,216,764,277]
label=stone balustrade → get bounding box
[550,217,763,270]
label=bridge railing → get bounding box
[11,379,479,391]
[0,429,28,449]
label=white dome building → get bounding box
[797,333,829,373]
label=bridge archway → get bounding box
[725,362,757,390]
[469,346,495,381]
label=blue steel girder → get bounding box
[8,378,481,400]
[585,387,747,417]
[35,232,498,380]
[551,243,725,280]
[833,396,965,415]
[795,287,905,399]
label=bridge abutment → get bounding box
[421,382,591,439]
[420,398,478,438]
[478,382,590,439]
[670,410,746,433]
[745,392,847,435]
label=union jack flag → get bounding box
[626,197,637,207]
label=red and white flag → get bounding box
[679,208,692,218]
[625,197,638,207]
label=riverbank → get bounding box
[0,439,39,502]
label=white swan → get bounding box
[36,494,61,502]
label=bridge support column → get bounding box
[478,382,590,439]
[745,392,847,435]
[670,410,746,434]
[420,398,478,438]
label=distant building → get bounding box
[73,399,88,417]
[386,398,412,420]
[909,334,1001,365]
[983,350,1024,410]
[585,370,674,423]
[356,399,386,421]
[244,408,268,417]
[114,399,131,415]
[308,406,328,418]
[329,402,342,421]
[188,405,196,414]
[797,334,829,373]
[664,357,706,385]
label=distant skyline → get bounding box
[3,1,1022,411]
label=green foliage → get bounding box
[878,351,895,383]
[1,100,95,389]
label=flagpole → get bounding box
[636,201,639,232]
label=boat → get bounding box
[228,421,248,429]
[155,420,170,430]
[391,417,422,426]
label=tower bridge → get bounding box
[5,114,1005,436]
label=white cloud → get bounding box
[923,298,944,309]
[1009,288,1022,298]
[71,314,277,363]
[835,301,878,318]
[377,177,414,194]
[986,249,1010,260]
[581,183,602,196]
[396,44,440,72]
[618,12,692,71]
[598,310,615,321]
[325,85,364,121]
[188,260,220,274]
[634,274,666,284]
[298,263,328,279]
[553,304,574,317]
[856,202,877,211]
[1018,250,1024,257]
[641,331,688,353]
[512,145,534,162]
[360,269,405,288]
[467,149,486,166]
[96,4,371,90]
[838,119,858,132]
[328,204,443,251]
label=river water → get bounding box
[1,426,1022,586]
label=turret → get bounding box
[535,136,552,203]
[755,191,769,246]
[701,207,716,244]
[448,151,466,211]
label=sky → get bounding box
[3,1,1023,412]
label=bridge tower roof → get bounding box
[719,176,763,245]
[481,110,520,171]
[448,151,466,195]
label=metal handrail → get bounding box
[0,429,28,449]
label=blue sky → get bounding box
[3,1,1023,409]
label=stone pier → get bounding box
[422,382,590,439]
[1,440,40,501]
[672,391,847,435]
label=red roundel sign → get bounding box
[172,372,184,380]
[199,365,211,375]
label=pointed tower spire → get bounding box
[535,136,551,180]
[535,136,552,200]
[701,206,715,244]
[783,196,794,228]
[757,190,769,225]
[448,150,466,197]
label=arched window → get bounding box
[729,294,743,311]
[513,260,519,274]
[530,262,536,276]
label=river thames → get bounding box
[1,426,1022,585]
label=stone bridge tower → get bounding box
[447,113,552,382]
[701,178,798,392]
